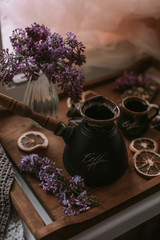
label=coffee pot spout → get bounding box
[54,122,76,144]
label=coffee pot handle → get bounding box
[0,93,64,133]
[148,104,159,121]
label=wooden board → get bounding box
[1,59,160,240]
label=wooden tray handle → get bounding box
[0,93,60,132]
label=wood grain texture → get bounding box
[10,181,46,237]
[1,58,160,239]
[0,93,59,132]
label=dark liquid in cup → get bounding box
[125,99,148,112]
[85,105,114,120]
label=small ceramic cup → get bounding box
[117,96,159,137]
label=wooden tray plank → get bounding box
[10,181,46,235]
[1,83,160,223]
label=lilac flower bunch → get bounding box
[114,71,151,92]
[0,23,86,102]
[19,154,100,216]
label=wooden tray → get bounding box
[1,58,160,240]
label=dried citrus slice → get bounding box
[134,150,160,177]
[129,137,158,153]
[17,131,48,152]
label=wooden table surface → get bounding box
[0,59,160,240]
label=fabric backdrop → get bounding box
[1,0,160,75]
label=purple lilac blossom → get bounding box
[0,23,86,102]
[19,154,99,216]
[114,71,151,92]
[19,154,42,177]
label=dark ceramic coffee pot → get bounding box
[0,94,128,186]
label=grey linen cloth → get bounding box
[0,146,15,240]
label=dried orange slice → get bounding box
[129,137,158,153]
[134,150,160,177]
[17,131,48,152]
